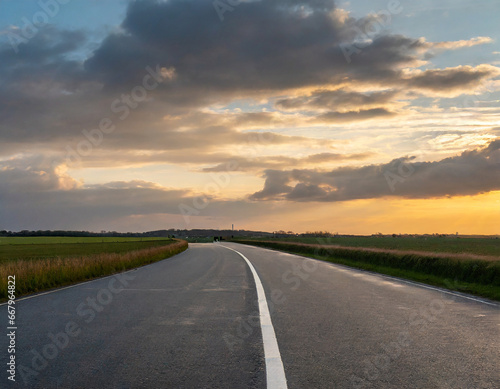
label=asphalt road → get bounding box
[1,242,499,388]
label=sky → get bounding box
[0,0,499,234]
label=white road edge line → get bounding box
[220,244,288,389]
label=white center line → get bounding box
[220,244,288,389]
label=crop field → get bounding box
[0,236,168,245]
[0,237,176,262]
[0,237,188,300]
[241,236,500,257]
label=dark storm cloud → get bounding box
[250,139,500,201]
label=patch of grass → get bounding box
[0,240,187,301]
[233,239,500,301]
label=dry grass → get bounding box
[0,240,187,300]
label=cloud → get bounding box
[250,139,500,201]
[0,0,496,155]
[0,155,81,193]
[274,89,405,124]
[202,152,375,172]
[315,107,397,123]
[85,0,346,91]
[0,154,193,228]
[0,155,271,231]
[426,36,493,51]
[402,65,500,96]
[65,125,329,166]
[2,141,498,231]
[0,0,499,233]
[84,0,448,95]
[276,89,399,111]
[0,26,86,67]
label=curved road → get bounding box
[1,242,498,388]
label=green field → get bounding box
[0,237,173,262]
[0,236,168,245]
[0,237,188,300]
[241,236,500,257]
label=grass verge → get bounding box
[232,239,500,301]
[0,240,187,301]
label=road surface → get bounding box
[1,242,498,388]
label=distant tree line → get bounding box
[0,228,274,238]
[0,229,480,239]
[0,230,150,237]
[301,231,338,237]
